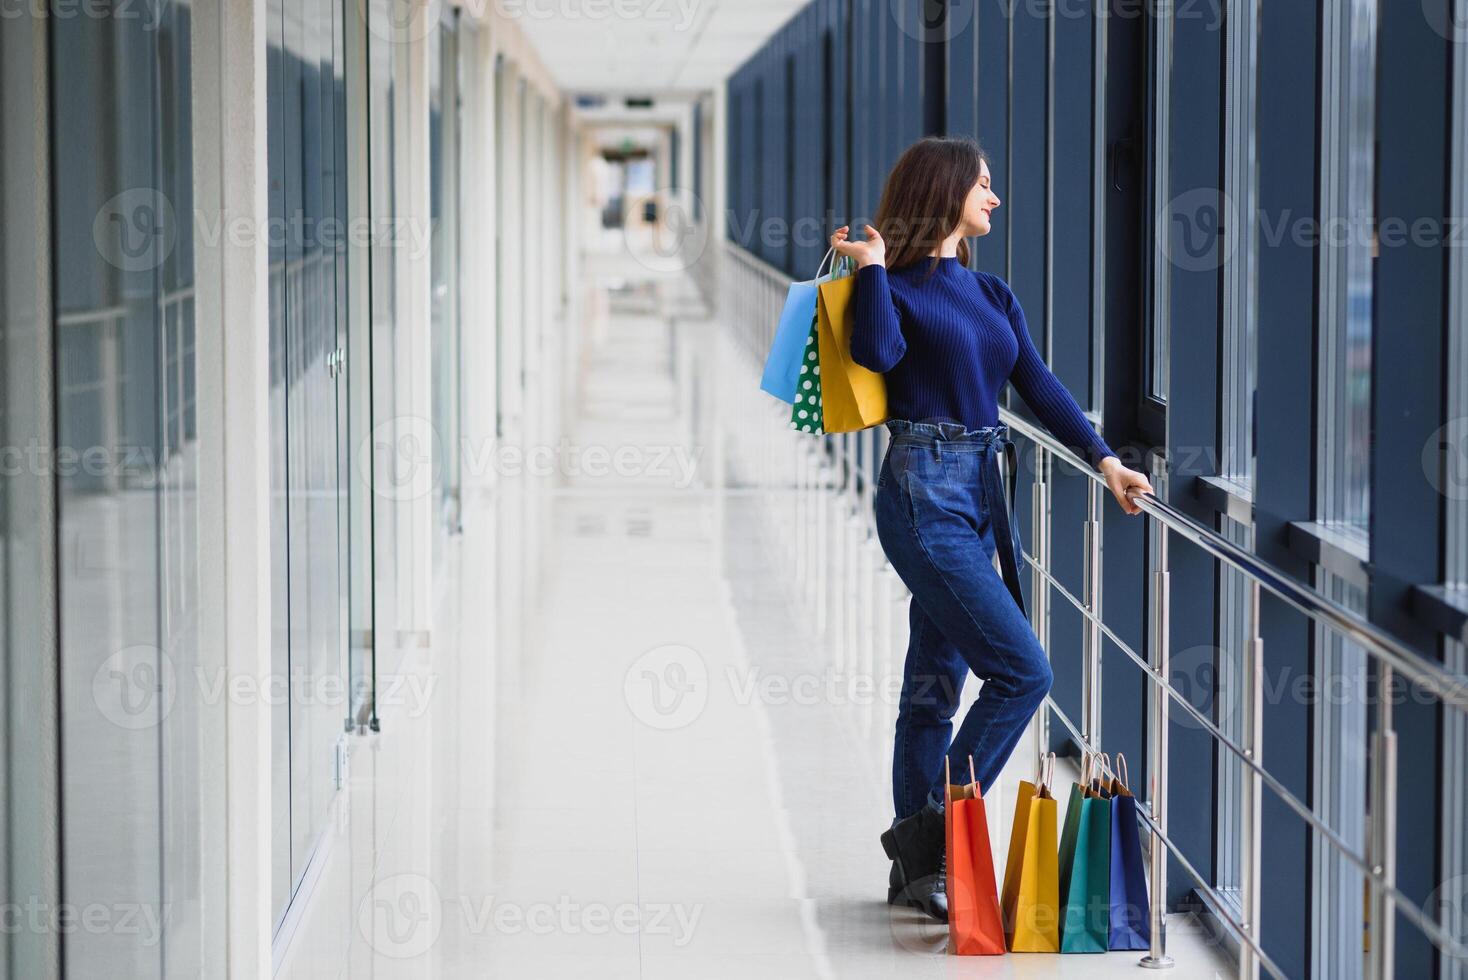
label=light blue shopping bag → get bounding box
[760,248,841,403]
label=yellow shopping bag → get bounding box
[1000,753,1061,952]
[815,273,887,433]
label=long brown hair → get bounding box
[872,136,988,272]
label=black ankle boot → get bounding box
[880,807,949,923]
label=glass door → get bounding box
[268,0,352,930]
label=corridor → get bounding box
[272,258,1232,978]
[7,0,1468,977]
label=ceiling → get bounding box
[513,0,808,95]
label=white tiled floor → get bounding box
[274,262,1235,979]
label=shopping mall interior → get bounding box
[3,0,1468,977]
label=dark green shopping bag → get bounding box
[1058,754,1112,952]
[789,309,824,433]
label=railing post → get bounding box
[1142,453,1175,970]
[1031,446,1051,763]
[1083,478,1104,749]
[1240,578,1264,980]
[1366,670,1398,980]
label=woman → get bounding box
[830,137,1153,923]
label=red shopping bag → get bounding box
[946,757,1006,955]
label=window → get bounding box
[1143,4,1173,413]
[1312,2,1377,976]
[1221,0,1259,487]
[1316,0,1376,538]
[51,1,206,972]
[1443,12,1468,975]
[1213,0,1262,915]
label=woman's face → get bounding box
[959,160,1001,237]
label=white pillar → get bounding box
[460,20,499,501]
[396,22,434,645]
[192,0,273,973]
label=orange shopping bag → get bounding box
[945,757,1006,955]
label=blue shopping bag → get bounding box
[1107,755,1151,950]
[759,249,839,403]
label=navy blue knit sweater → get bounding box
[851,256,1115,469]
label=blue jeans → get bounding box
[874,419,1054,821]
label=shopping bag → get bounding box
[1001,753,1061,952]
[760,248,838,403]
[945,758,1005,955]
[1056,756,1086,912]
[815,264,887,433]
[1059,754,1111,952]
[1108,753,1152,950]
[788,309,823,434]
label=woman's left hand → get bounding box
[1098,456,1154,516]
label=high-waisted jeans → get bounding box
[874,419,1054,821]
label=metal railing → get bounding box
[715,238,1468,979]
